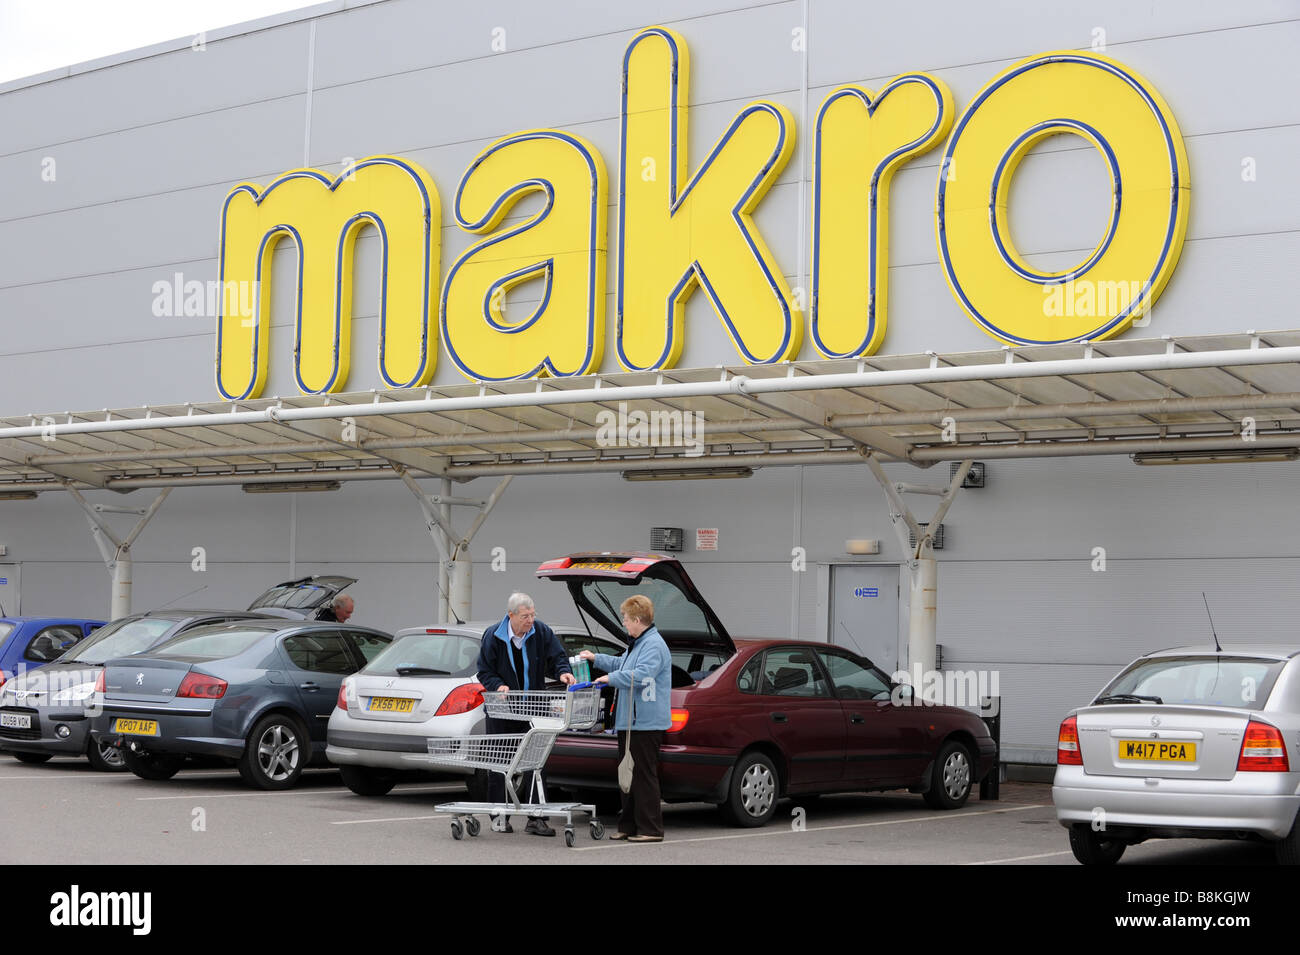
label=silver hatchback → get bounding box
[1053,645,1300,864]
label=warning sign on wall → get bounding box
[696,528,718,551]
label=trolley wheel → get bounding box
[589,819,605,840]
[564,828,576,848]
[450,819,464,841]
[465,816,481,837]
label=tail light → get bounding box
[668,708,690,733]
[93,670,105,693]
[176,672,227,699]
[1057,715,1082,765]
[336,680,349,711]
[435,682,484,717]
[1237,720,1289,772]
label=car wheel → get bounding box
[1069,824,1127,865]
[11,752,52,765]
[923,740,973,810]
[721,751,779,828]
[339,764,396,796]
[86,739,127,772]
[1275,810,1300,865]
[238,714,307,791]
[122,747,183,781]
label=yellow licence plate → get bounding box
[571,561,625,571]
[368,697,415,713]
[1118,739,1196,762]
[113,718,159,736]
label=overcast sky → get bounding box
[0,0,313,83]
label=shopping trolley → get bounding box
[429,684,606,847]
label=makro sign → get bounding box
[215,26,1189,400]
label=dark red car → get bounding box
[540,552,998,827]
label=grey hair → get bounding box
[332,594,354,609]
[507,592,534,614]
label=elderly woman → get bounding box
[579,594,672,843]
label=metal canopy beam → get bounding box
[395,466,512,623]
[67,487,171,619]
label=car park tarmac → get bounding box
[0,757,1276,866]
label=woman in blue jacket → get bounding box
[580,594,672,843]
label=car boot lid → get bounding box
[537,552,735,657]
[247,575,357,618]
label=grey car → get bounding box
[1053,644,1300,864]
[91,620,391,789]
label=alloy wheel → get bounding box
[740,761,776,818]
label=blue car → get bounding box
[0,618,104,686]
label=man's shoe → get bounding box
[525,818,556,837]
[489,814,513,833]
[607,831,631,841]
[627,834,663,843]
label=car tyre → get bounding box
[721,751,779,828]
[1068,824,1126,865]
[11,752,52,765]
[238,714,307,791]
[86,739,127,772]
[1276,811,1300,866]
[339,764,396,796]
[923,741,973,810]
[122,747,183,781]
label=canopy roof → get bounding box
[2,330,1298,493]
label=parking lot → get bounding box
[1,756,1278,867]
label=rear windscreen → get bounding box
[580,577,717,642]
[365,633,480,678]
[151,626,272,660]
[1101,656,1286,711]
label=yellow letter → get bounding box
[441,131,607,380]
[216,156,440,399]
[810,75,953,357]
[617,27,799,371]
[936,52,1190,345]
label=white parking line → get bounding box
[0,769,235,781]
[138,784,459,801]
[965,849,1075,865]
[570,803,1049,850]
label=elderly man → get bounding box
[475,592,575,836]
[317,594,354,623]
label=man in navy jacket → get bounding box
[476,592,574,835]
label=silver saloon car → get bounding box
[1053,644,1300,864]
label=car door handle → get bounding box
[771,713,787,723]
[299,682,320,691]
[850,714,864,724]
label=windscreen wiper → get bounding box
[394,666,450,676]
[1094,693,1163,705]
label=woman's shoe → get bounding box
[628,834,663,843]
